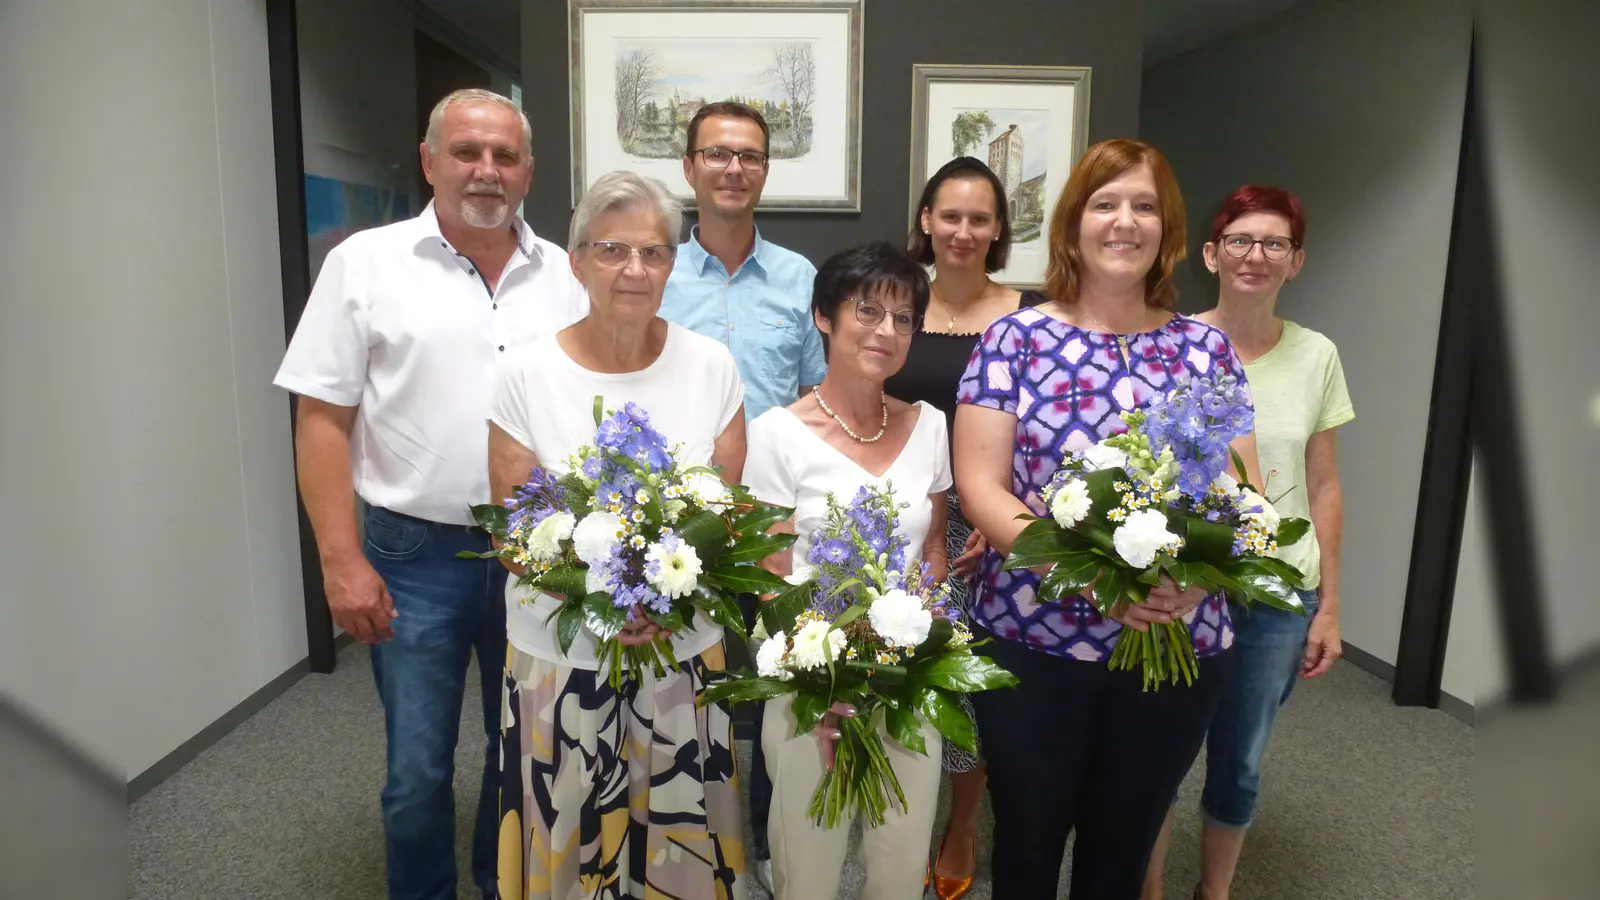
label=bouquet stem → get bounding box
[806,712,906,828]
[1109,619,1198,691]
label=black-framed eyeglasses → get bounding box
[579,240,676,271]
[851,297,918,335]
[691,146,770,170]
[1218,233,1298,260]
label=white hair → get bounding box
[568,171,684,252]
[423,88,532,155]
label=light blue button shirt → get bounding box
[659,226,826,422]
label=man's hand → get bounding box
[322,554,397,643]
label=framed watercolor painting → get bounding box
[909,64,1092,287]
[570,0,864,212]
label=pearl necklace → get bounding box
[813,385,888,443]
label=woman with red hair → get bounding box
[953,140,1264,899]
[1140,185,1353,900]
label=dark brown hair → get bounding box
[906,156,1013,273]
[684,101,770,156]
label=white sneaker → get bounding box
[754,858,773,895]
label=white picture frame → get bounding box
[570,0,864,212]
[909,64,1092,288]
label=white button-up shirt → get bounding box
[274,202,588,525]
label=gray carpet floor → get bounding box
[128,643,1474,899]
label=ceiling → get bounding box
[413,0,1326,81]
[1143,0,1325,68]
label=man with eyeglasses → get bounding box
[659,100,824,893]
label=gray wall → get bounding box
[1140,0,1473,672]
[0,0,303,778]
[520,0,1146,262]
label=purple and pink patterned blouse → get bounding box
[956,303,1251,662]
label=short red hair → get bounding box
[1209,184,1307,246]
[1044,139,1187,309]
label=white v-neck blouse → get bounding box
[743,401,952,580]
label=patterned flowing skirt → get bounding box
[497,642,747,900]
[942,491,983,774]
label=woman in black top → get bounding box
[884,156,1027,900]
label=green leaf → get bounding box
[556,603,583,655]
[651,606,686,634]
[455,549,503,560]
[1136,566,1165,587]
[592,394,604,428]
[1002,519,1088,570]
[1124,578,1150,607]
[759,579,814,637]
[910,654,1020,693]
[916,687,976,754]
[1083,467,1125,517]
[1037,555,1101,600]
[1276,517,1311,547]
[1245,555,1308,588]
[556,472,593,515]
[730,504,794,538]
[582,592,626,641]
[1162,560,1208,591]
[1177,516,1236,562]
[699,677,797,706]
[675,510,730,565]
[468,502,509,537]
[1092,566,1131,614]
[1230,448,1252,488]
[706,593,748,641]
[885,704,926,755]
[790,692,828,735]
[536,565,590,600]
[722,532,797,565]
[701,565,790,595]
[700,675,800,704]
[831,604,868,630]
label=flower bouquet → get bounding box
[700,485,1018,828]
[1004,369,1311,690]
[465,398,798,687]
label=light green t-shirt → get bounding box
[1243,320,1354,589]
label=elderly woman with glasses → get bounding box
[742,241,949,900]
[488,170,749,900]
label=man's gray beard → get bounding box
[461,198,509,228]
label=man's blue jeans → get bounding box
[1200,590,1320,829]
[364,505,505,900]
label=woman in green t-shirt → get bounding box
[1141,185,1354,900]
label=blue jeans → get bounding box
[364,505,506,900]
[1200,590,1320,829]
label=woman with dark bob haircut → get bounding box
[744,241,956,900]
[887,155,1030,900]
[953,140,1265,899]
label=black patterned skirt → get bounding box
[497,642,747,900]
[943,491,982,774]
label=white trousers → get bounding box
[762,695,942,900]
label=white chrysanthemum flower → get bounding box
[645,540,702,599]
[868,589,933,647]
[1049,478,1093,528]
[572,511,623,566]
[681,471,734,512]
[789,619,846,670]
[1211,472,1242,497]
[755,633,792,680]
[1112,508,1181,569]
[1081,443,1129,473]
[524,511,575,563]
[1239,489,1281,535]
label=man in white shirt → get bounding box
[274,89,585,900]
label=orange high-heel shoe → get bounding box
[928,824,975,900]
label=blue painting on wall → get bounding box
[304,174,411,280]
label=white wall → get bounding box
[1141,0,1472,668]
[1443,460,1504,707]
[0,0,304,779]
[1479,0,1600,669]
